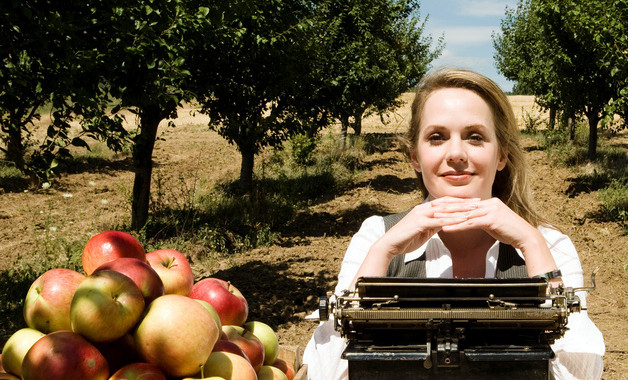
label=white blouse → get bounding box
[304,215,605,380]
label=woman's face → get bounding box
[411,87,507,200]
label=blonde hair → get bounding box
[400,68,546,227]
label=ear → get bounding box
[410,150,422,173]
[497,150,508,171]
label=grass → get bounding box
[139,132,371,257]
[0,161,29,192]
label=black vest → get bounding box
[383,210,528,278]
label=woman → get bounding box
[303,69,604,379]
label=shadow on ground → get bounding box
[0,269,33,343]
[280,203,390,241]
[204,260,333,330]
[355,174,417,194]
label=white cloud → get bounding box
[441,26,498,45]
[457,0,517,17]
[432,51,492,69]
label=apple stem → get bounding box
[163,256,177,269]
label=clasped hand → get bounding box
[379,196,539,258]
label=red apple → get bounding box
[189,278,248,326]
[70,270,145,342]
[109,362,167,380]
[221,325,264,372]
[133,294,220,377]
[258,365,288,380]
[1,328,45,377]
[212,340,250,362]
[244,320,279,365]
[21,330,109,380]
[271,358,295,380]
[201,351,257,380]
[83,230,146,275]
[145,249,194,296]
[94,257,165,304]
[23,268,85,333]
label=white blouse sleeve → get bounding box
[334,215,386,295]
[304,216,385,380]
[540,226,605,379]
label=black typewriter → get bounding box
[318,276,593,380]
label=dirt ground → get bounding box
[1,95,626,378]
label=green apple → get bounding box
[70,270,145,342]
[257,365,288,380]
[195,299,222,330]
[201,351,256,380]
[243,321,279,365]
[1,328,45,377]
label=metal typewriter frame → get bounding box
[319,275,594,380]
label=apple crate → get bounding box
[277,345,307,380]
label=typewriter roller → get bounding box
[319,276,591,380]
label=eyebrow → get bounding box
[422,123,491,132]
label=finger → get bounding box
[430,197,480,206]
[430,203,480,215]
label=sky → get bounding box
[420,0,519,92]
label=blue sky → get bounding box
[420,0,519,92]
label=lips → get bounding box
[441,171,473,182]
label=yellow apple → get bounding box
[201,351,256,380]
[1,328,45,377]
[258,365,288,380]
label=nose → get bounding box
[445,137,467,165]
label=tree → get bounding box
[0,0,125,182]
[189,0,314,194]
[310,0,442,138]
[493,0,618,159]
[86,0,210,230]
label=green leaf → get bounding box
[198,7,210,17]
[71,137,90,149]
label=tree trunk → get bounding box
[568,117,575,141]
[340,114,350,148]
[131,107,165,231]
[548,108,556,130]
[239,145,255,194]
[6,124,26,173]
[352,109,364,136]
[586,111,600,161]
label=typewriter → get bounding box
[318,275,594,380]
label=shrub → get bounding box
[599,178,628,227]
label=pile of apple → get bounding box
[0,230,296,380]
